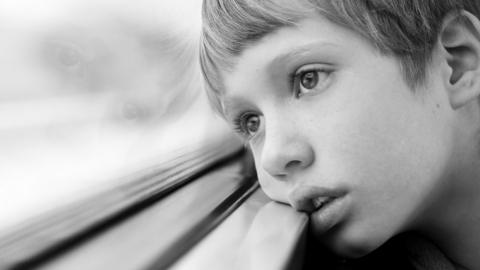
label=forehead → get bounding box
[221,14,375,113]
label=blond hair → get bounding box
[200,0,480,115]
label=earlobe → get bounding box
[440,11,480,109]
[449,71,480,109]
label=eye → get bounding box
[293,64,333,98]
[55,43,82,67]
[245,115,261,135]
[45,40,86,69]
[233,113,262,138]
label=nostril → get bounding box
[261,139,314,177]
[285,160,302,169]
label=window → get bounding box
[0,0,212,232]
[0,1,314,269]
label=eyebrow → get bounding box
[222,42,340,120]
[268,41,339,72]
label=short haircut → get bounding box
[200,0,480,115]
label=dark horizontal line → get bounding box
[0,134,246,269]
[147,178,259,270]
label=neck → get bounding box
[418,157,480,270]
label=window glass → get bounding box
[0,0,227,233]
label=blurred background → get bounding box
[0,0,226,233]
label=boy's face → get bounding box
[221,15,454,257]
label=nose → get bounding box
[260,128,315,177]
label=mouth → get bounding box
[309,195,348,235]
[312,196,335,211]
[289,185,346,213]
[288,185,348,234]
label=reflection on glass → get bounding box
[0,0,225,233]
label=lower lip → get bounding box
[310,196,348,235]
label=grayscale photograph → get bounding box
[1,1,479,269]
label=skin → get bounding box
[221,12,480,268]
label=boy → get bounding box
[200,1,480,269]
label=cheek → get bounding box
[320,136,429,256]
[251,144,289,204]
[315,89,452,256]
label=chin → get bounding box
[317,223,390,259]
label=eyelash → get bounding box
[289,66,333,98]
[232,112,260,139]
[232,65,333,139]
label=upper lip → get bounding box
[288,185,346,213]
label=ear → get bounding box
[439,11,480,109]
